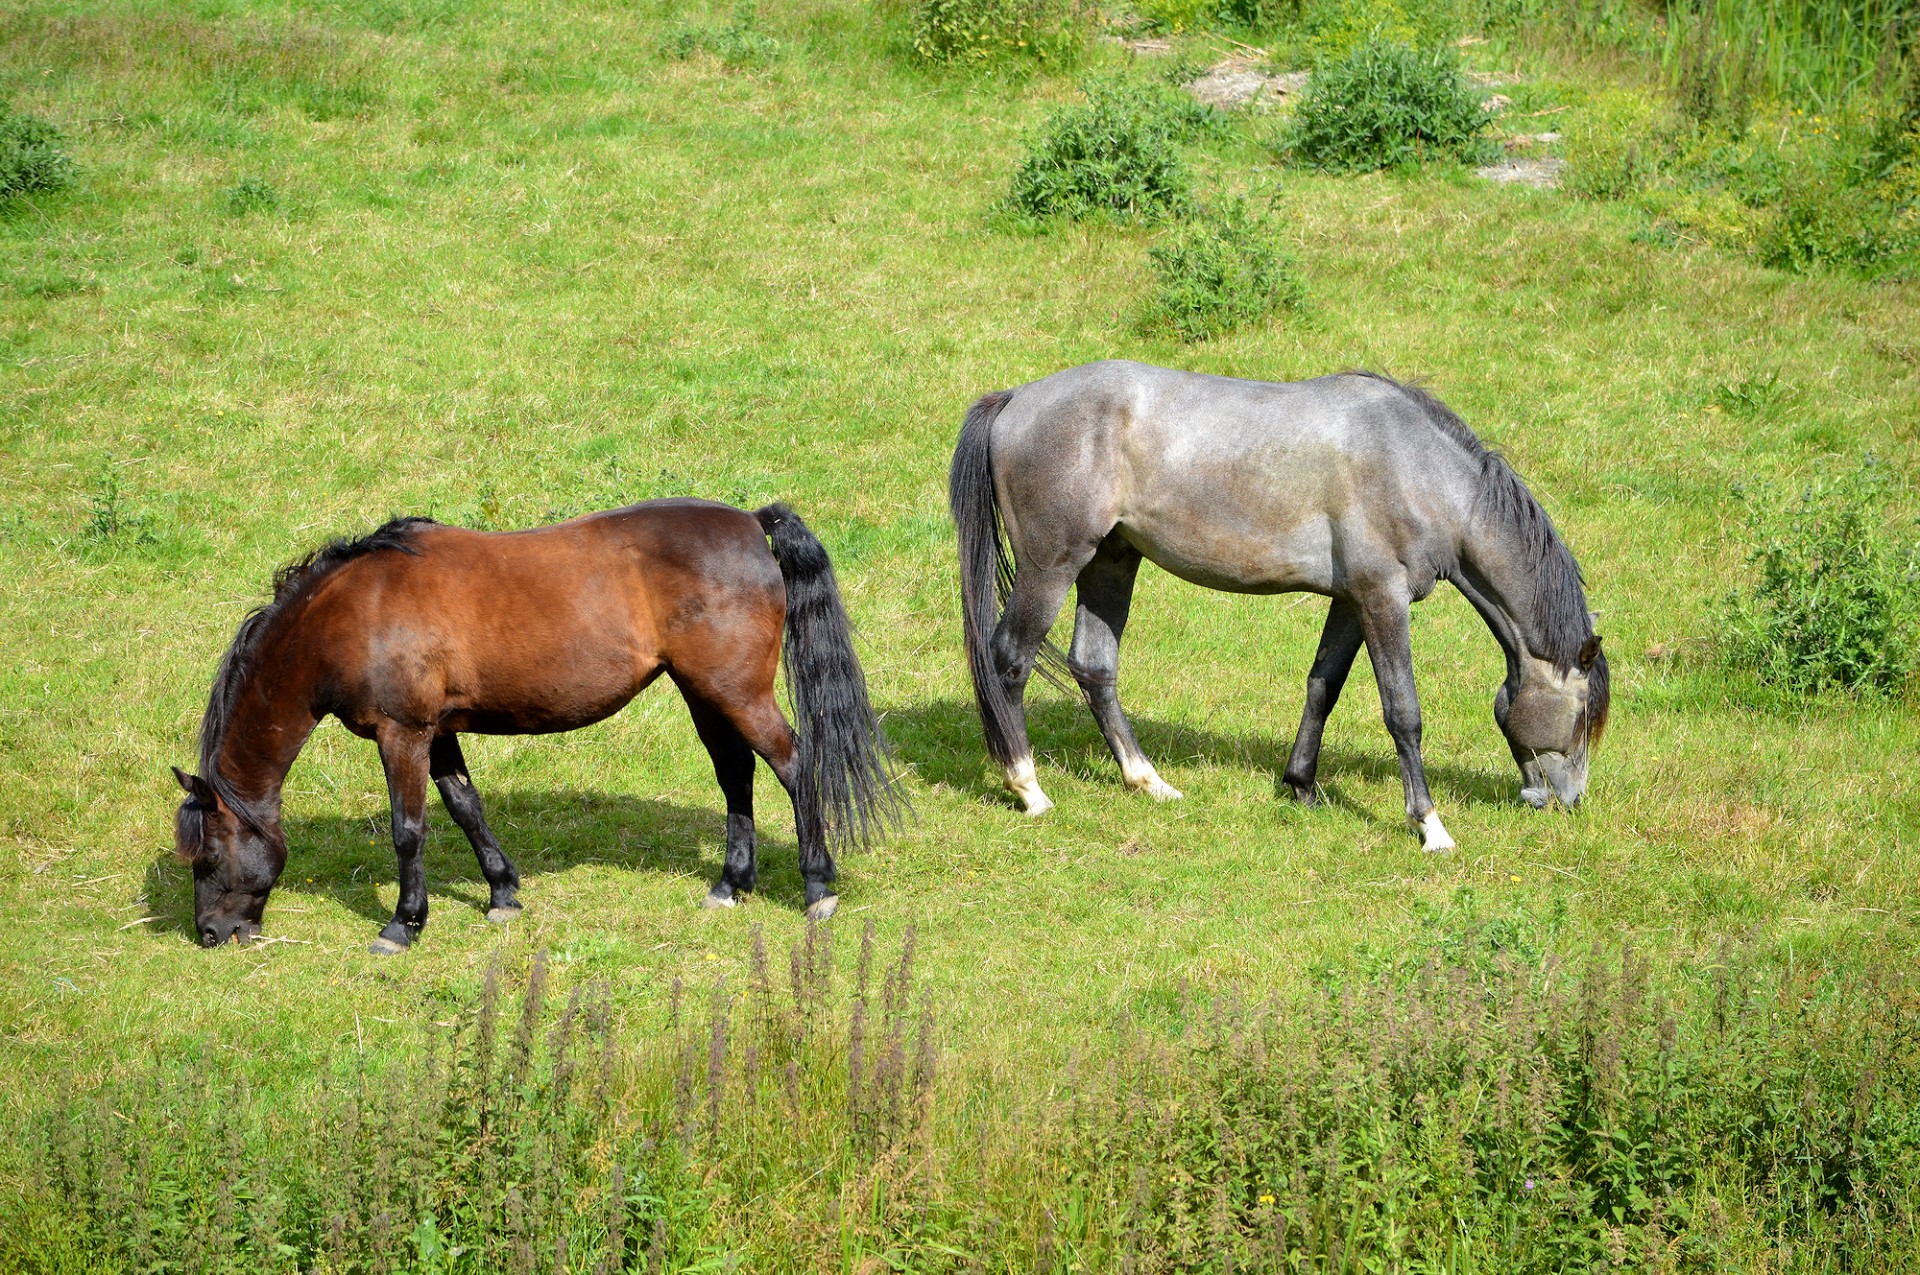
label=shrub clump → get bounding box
[1142,198,1306,340]
[910,0,1085,66]
[1002,81,1215,224]
[0,103,75,201]
[1723,461,1920,698]
[1283,36,1492,172]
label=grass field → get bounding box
[3,0,1920,1267]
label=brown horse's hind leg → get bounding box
[718,691,839,922]
[679,690,759,910]
[373,724,434,954]
[430,734,522,922]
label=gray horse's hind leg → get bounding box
[1282,598,1365,807]
[1070,539,1181,802]
[1354,595,1456,852]
[991,564,1083,814]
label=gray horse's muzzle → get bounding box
[1521,750,1587,809]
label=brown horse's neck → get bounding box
[212,624,321,823]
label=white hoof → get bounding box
[1124,765,1184,802]
[1005,758,1054,815]
[1413,810,1456,853]
[805,894,839,923]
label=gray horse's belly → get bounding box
[1118,511,1336,595]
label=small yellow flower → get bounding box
[704,952,718,961]
[1509,873,1522,883]
[1258,1193,1275,1206]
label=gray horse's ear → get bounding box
[173,766,217,806]
[1578,635,1602,670]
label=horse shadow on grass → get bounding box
[882,696,1517,821]
[139,789,776,944]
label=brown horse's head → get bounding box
[172,766,286,947]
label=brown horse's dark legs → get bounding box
[732,695,838,921]
[429,734,522,921]
[682,693,759,908]
[374,726,434,954]
[1283,598,1365,806]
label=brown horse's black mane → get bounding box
[195,517,436,830]
[1351,372,1605,702]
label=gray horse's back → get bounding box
[989,361,1481,597]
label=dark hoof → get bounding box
[700,889,737,910]
[485,905,523,925]
[804,894,839,923]
[1288,782,1318,807]
[369,935,408,956]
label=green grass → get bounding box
[3,0,1920,1265]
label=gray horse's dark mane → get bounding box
[194,517,435,832]
[1351,372,1598,676]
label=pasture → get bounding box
[3,0,1919,1267]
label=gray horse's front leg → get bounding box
[1283,598,1365,806]
[1357,598,1455,852]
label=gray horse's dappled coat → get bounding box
[950,360,1608,850]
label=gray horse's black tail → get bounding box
[949,389,1070,768]
[755,503,906,851]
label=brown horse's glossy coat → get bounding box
[173,499,900,951]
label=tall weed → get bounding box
[909,0,1086,66]
[0,102,75,201]
[1723,461,1920,698]
[1142,197,1307,339]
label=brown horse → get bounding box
[171,499,903,952]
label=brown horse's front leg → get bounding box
[373,725,434,954]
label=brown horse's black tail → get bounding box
[755,503,907,851]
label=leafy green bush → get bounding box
[1142,198,1306,339]
[909,0,1085,66]
[1724,462,1920,698]
[0,103,75,201]
[1001,81,1215,224]
[666,2,780,68]
[1283,36,1492,172]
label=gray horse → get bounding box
[948,360,1608,851]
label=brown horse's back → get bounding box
[302,499,783,737]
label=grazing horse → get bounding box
[171,499,903,951]
[949,361,1608,850]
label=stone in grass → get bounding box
[1476,156,1566,188]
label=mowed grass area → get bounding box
[3,0,1919,1150]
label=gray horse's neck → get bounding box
[1451,526,1559,682]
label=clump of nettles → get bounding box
[1143,198,1306,340]
[1284,36,1491,172]
[910,0,1084,66]
[667,2,780,68]
[0,102,75,201]
[1002,81,1216,224]
[1723,461,1920,698]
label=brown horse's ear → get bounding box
[172,766,217,807]
[1578,635,1602,671]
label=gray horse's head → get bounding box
[1496,636,1608,808]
